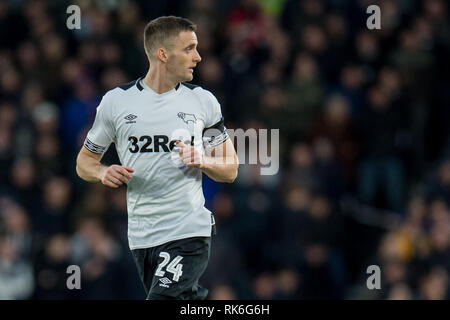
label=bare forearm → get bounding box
[76,153,107,183]
[201,156,238,183]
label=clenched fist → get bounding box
[100,165,134,188]
[177,141,204,168]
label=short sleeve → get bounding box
[203,90,223,128]
[202,90,229,147]
[84,93,115,154]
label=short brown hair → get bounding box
[143,16,196,60]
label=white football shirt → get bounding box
[84,77,229,249]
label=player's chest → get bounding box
[114,100,205,152]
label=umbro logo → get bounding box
[177,112,197,124]
[159,277,172,288]
[125,114,137,124]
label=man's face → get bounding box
[166,31,202,82]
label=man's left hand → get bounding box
[177,141,204,168]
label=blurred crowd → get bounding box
[0,0,449,299]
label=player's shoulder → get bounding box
[95,79,141,113]
[105,77,143,99]
[179,82,218,105]
[179,82,201,91]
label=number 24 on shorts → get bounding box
[155,252,183,282]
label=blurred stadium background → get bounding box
[0,0,449,300]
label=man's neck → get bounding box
[143,66,178,94]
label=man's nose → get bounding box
[194,50,201,62]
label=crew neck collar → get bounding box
[138,77,181,97]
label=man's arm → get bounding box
[177,139,239,183]
[76,146,134,188]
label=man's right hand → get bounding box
[100,165,134,188]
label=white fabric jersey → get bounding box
[84,77,229,249]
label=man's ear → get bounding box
[157,48,168,63]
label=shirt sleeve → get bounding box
[202,90,229,148]
[84,93,115,154]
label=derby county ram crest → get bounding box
[177,112,197,124]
